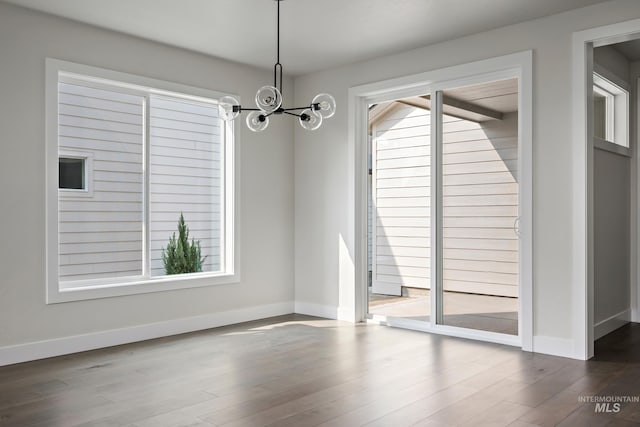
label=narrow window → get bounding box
[593,72,629,148]
[59,157,85,190]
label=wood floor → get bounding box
[0,315,638,426]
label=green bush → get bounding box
[162,213,206,275]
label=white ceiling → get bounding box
[3,0,607,75]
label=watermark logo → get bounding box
[595,402,621,413]
[578,395,639,413]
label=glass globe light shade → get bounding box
[299,109,323,131]
[246,111,269,132]
[255,85,282,113]
[312,93,336,119]
[219,96,240,121]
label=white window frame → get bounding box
[593,67,630,156]
[58,150,94,197]
[46,58,240,303]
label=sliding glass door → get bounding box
[368,77,520,340]
[437,79,519,336]
[368,97,432,322]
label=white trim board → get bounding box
[294,302,339,319]
[533,336,576,359]
[0,302,294,367]
[594,309,631,340]
[368,315,521,348]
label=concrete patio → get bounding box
[369,289,518,335]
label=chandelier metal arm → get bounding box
[282,103,321,112]
[232,106,261,113]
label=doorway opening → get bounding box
[573,19,640,359]
[591,39,640,356]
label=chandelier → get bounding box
[218,0,336,132]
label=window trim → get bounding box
[594,136,632,157]
[593,66,630,153]
[46,58,240,304]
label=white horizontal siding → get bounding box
[59,221,141,233]
[58,83,223,282]
[149,95,222,276]
[59,260,143,278]
[371,100,519,297]
[377,226,430,237]
[60,231,142,244]
[442,112,518,296]
[377,255,428,268]
[372,105,430,295]
[59,241,142,256]
[58,82,144,282]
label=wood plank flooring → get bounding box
[0,315,638,426]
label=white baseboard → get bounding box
[2,300,605,366]
[337,306,357,322]
[533,335,577,359]
[594,309,631,340]
[294,302,338,319]
[0,301,294,367]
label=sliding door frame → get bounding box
[349,51,533,350]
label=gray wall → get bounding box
[632,60,640,324]
[0,2,294,347]
[593,149,630,324]
[594,45,630,83]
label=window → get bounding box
[59,157,85,190]
[593,72,629,150]
[46,59,237,303]
[58,151,93,197]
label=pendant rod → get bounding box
[273,0,283,96]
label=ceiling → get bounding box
[3,0,607,76]
[612,39,640,61]
[445,78,518,114]
[411,78,517,122]
[370,78,518,126]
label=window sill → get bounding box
[593,136,631,157]
[47,271,239,304]
[594,137,631,158]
